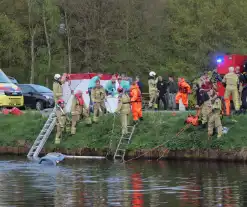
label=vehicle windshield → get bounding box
[33,85,52,93]
[0,71,12,83]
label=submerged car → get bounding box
[18,84,54,110]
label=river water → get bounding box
[0,157,246,207]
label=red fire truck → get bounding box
[216,54,247,108]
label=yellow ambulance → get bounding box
[0,69,24,107]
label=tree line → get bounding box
[1,0,247,88]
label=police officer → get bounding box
[55,99,66,144]
[208,96,223,139]
[148,71,158,110]
[71,90,92,135]
[115,87,131,135]
[91,80,106,123]
[222,66,240,115]
[53,74,66,103]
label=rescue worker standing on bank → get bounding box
[157,76,167,110]
[222,66,240,115]
[55,99,66,144]
[148,71,158,110]
[118,76,130,92]
[167,75,178,110]
[208,96,223,139]
[130,80,143,124]
[88,73,102,108]
[71,90,92,135]
[105,75,117,96]
[115,87,131,135]
[175,78,191,110]
[53,74,66,103]
[91,80,106,123]
[197,89,211,128]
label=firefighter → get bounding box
[55,99,66,144]
[148,71,158,109]
[115,87,131,135]
[88,73,102,108]
[208,96,223,139]
[222,66,240,115]
[53,74,65,103]
[130,80,143,124]
[71,90,92,135]
[198,89,211,128]
[175,78,191,110]
[91,80,106,123]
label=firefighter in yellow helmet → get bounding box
[70,90,92,135]
[53,73,66,103]
[115,87,131,135]
[222,67,240,115]
[208,96,223,139]
[55,99,66,144]
[91,80,106,123]
[148,71,158,110]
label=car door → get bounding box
[19,85,36,108]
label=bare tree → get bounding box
[64,10,72,73]
[42,1,51,86]
[28,0,37,84]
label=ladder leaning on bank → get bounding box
[113,124,136,162]
[27,107,57,160]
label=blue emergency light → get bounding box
[217,58,222,63]
[216,56,224,64]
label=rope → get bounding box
[124,124,191,163]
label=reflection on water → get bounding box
[0,157,247,206]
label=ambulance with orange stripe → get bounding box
[0,69,24,107]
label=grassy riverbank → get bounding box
[0,111,247,152]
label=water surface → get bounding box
[0,156,246,206]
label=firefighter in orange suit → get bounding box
[175,78,191,110]
[222,66,240,115]
[130,80,143,124]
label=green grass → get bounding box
[1,111,247,151]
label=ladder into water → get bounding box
[113,124,136,162]
[27,107,57,160]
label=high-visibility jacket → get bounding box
[222,72,239,87]
[178,78,191,93]
[130,84,142,102]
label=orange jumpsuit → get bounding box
[175,78,191,108]
[130,83,143,121]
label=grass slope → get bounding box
[0,111,247,150]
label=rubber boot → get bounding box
[176,103,179,111]
[139,117,144,121]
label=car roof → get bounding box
[18,84,52,90]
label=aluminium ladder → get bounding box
[113,124,136,162]
[27,107,57,160]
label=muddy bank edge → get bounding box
[1,146,247,162]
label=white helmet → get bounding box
[54,74,61,80]
[149,71,156,77]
